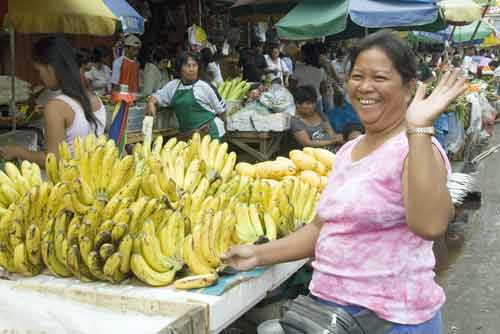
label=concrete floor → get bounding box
[440,124,500,334]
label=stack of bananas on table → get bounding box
[0,132,328,290]
[234,147,335,191]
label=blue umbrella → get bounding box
[277,0,443,40]
[103,0,144,35]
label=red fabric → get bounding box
[118,57,139,93]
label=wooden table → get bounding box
[224,131,286,162]
[126,128,179,145]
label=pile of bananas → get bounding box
[234,147,335,191]
[0,132,324,290]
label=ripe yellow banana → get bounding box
[83,133,96,152]
[235,204,258,244]
[263,213,277,241]
[152,135,164,158]
[141,223,176,272]
[220,152,237,182]
[183,159,202,193]
[26,224,42,266]
[67,243,95,282]
[14,243,41,276]
[214,142,228,172]
[182,234,215,275]
[216,213,237,257]
[45,152,59,184]
[103,251,122,282]
[174,273,219,290]
[0,183,19,204]
[107,155,135,197]
[58,141,72,161]
[158,211,179,257]
[200,212,219,268]
[209,210,223,259]
[131,253,180,286]
[173,155,185,189]
[199,134,211,162]
[248,204,264,237]
[118,234,133,274]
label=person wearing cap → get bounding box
[111,34,142,93]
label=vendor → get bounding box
[0,37,106,166]
[86,47,112,95]
[142,47,170,97]
[146,52,226,138]
[290,85,344,150]
[264,44,290,85]
[111,34,142,94]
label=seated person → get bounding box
[290,85,343,150]
[326,89,363,141]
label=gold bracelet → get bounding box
[406,127,435,136]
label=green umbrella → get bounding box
[276,0,446,41]
[452,20,494,42]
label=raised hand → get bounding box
[406,69,467,128]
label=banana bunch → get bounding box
[0,182,52,276]
[197,135,237,183]
[183,208,236,275]
[234,202,277,244]
[130,211,185,286]
[0,161,42,210]
[281,177,320,232]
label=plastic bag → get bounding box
[466,93,483,136]
[478,92,497,126]
[445,112,465,154]
[259,83,295,114]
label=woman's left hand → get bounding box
[406,69,467,127]
[0,145,21,160]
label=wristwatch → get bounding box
[406,126,435,136]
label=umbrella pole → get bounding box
[9,27,16,132]
[469,0,491,42]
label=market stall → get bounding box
[0,259,307,333]
[0,127,335,332]
[219,78,295,162]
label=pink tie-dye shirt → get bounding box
[310,131,451,325]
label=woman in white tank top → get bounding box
[0,37,106,167]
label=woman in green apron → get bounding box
[146,52,226,138]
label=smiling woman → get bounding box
[222,30,468,334]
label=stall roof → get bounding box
[103,0,144,35]
[4,0,117,36]
[277,0,442,40]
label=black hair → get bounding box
[347,30,417,85]
[93,46,110,63]
[293,85,317,104]
[200,48,214,67]
[301,43,321,68]
[33,37,100,135]
[175,51,200,78]
[76,48,92,67]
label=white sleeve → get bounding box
[151,79,178,107]
[111,57,123,85]
[195,81,225,115]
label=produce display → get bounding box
[216,78,252,102]
[0,133,330,290]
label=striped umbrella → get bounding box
[109,90,135,157]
